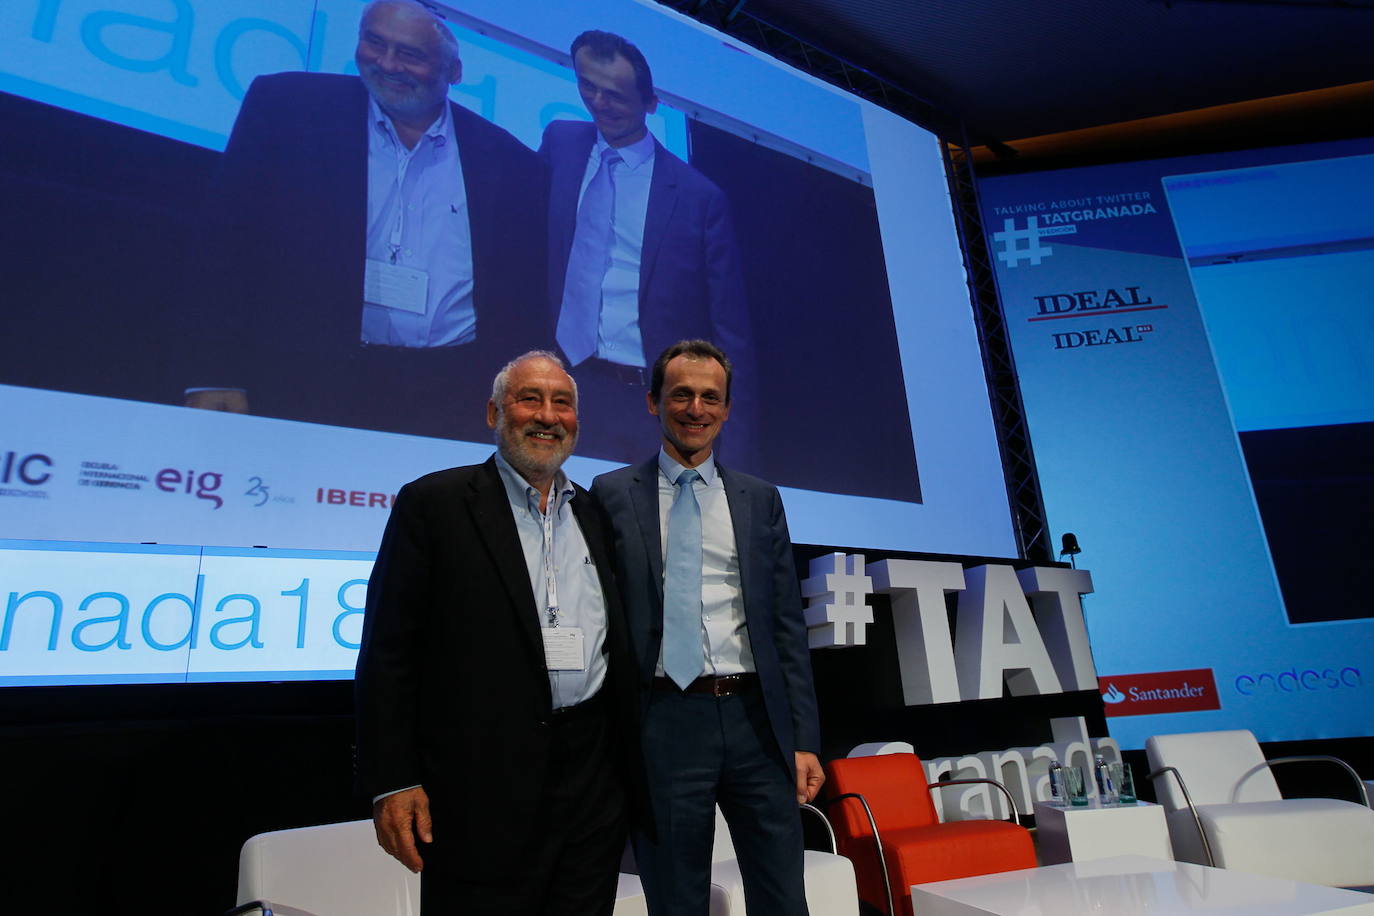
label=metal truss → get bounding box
[944,135,1053,562]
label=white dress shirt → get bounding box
[494,452,609,708]
[656,449,754,678]
[570,129,655,367]
[361,97,476,347]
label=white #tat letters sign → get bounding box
[804,552,1096,705]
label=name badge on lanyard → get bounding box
[363,136,430,315]
[543,627,585,671]
[541,489,586,671]
[364,259,429,314]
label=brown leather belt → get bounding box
[653,673,759,696]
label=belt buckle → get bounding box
[711,675,735,697]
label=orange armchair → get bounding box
[823,752,1035,916]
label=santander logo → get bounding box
[1097,669,1221,717]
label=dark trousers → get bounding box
[567,358,661,464]
[634,686,809,916]
[419,698,626,915]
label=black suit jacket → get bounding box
[355,457,643,875]
[192,72,548,438]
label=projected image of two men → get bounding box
[0,0,918,503]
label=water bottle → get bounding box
[1048,760,1066,804]
[1094,753,1117,804]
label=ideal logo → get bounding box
[156,468,223,509]
[1029,286,1167,321]
[1097,668,1221,717]
[1051,326,1152,350]
[1025,286,1170,351]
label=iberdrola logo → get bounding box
[1102,683,1127,704]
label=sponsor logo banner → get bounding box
[2,449,55,499]
[1099,668,1221,717]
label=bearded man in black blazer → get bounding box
[186,0,546,442]
[356,351,642,913]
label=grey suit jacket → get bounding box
[590,457,820,764]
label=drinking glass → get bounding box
[1112,762,1137,805]
[1064,765,1088,806]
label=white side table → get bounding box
[1033,798,1172,865]
[910,855,1374,916]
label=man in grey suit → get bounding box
[591,340,822,916]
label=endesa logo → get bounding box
[1235,666,1362,696]
[1098,668,1221,717]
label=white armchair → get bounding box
[1145,729,1374,887]
[230,820,419,916]
[707,804,859,916]
[230,819,649,916]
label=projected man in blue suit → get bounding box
[591,340,822,916]
[187,0,545,442]
[541,31,757,467]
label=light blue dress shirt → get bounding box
[656,449,754,678]
[494,452,609,708]
[569,130,655,368]
[361,97,476,348]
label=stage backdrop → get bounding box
[979,138,1374,748]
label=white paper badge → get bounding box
[542,627,585,671]
[364,258,429,315]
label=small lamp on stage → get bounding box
[1059,532,1081,568]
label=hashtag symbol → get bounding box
[992,217,1053,268]
[801,552,874,649]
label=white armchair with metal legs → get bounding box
[230,819,419,916]
[707,804,859,916]
[229,819,650,916]
[1145,729,1374,888]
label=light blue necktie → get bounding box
[556,147,622,366]
[663,468,703,690]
